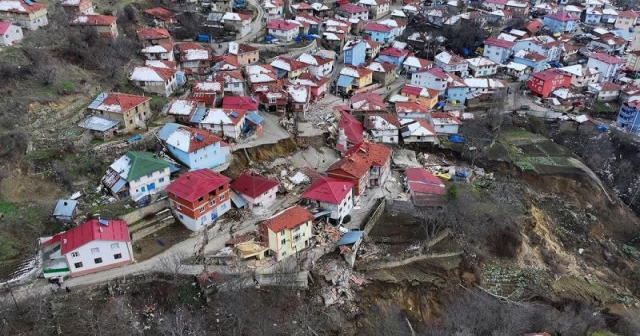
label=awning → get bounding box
[337,75,354,88]
[229,190,248,208]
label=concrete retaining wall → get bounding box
[119,199,168,224]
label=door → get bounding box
[211,209,218,221]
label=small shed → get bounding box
[405,168,446,206]
[78,115,120,140]
[52,199,78,222]
[244,111,264,137]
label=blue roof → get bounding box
[337,75,355,88]
[190,107,207,123]
[229,190,248,208]
[246,112,265,125]
[157,123,182,141]
[78,115,120,132]
[53,200,77,217]
[337,230,364,246]
[111,178,127,193]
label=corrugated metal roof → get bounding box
[53,200,77,217]
[190,107,207,123]
[78,115,120,132]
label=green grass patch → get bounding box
[0,202,17,215]
[594,102,619,113]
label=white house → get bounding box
[222,12,252,37]
[434,51,469,77]
[140,43,174,61]
[587,52,626,83]
[358,0,390,20]
[588,82,621,101]
[411,67,449,94]
[266,19,299,41]
[402,55,432,75]
[430,112,462,134]
[401,119,439,144]
[0,21,22,45]
[483,37,516,64]
[101,151,172,202]
[365,114,401,144]
[466,57,499,77]
[230,173,279,211]
[297,52,334,77]
[213,70,245,95]
[512,36,562,63]
[0,0,48,30]
[558,64,600,87]
[197,108,246,140]
[129,66,178,97]
[301,176,354,225]
[39,219,134,278]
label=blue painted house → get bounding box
[158,123,230,170]
[343,40,366,66]
[616,101,640,135]
[582,8,602,25]
[363,22,395,44]
[542,12,579,34]
[376,47,409,68]
[513,50,547,73]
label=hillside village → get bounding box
[4,0,640,333]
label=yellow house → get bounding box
[627,51,640,72]
[87,93,152,132]
[0,0,48,30]
[400,85,438,109]
[258,205,313,261]
[229,42,259,66]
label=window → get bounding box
[198,196,204,202]
[199,206,205,213]
[221,203,227,210]
[91,247,100,254]
[177,204,182,210]
[281,238,286,245]
[209,200,216,206]
[159,178,165,183]
[71,252,79,257]
[281,251,287,256]
[114,253,122,260]
[111,243,119,250]
[94,258,103,264]
[219,194,224,201]
[74,262,83,268]
[219,185,224,190]
[179,214,184,219]
[293,226,300,232]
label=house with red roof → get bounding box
[430,112,462,134]
[365,114,401,144]
[291,73,330,101]
[129,66,178,97]
[587,52,626,83]
[231,173,279,211]
[301,176,354,224]
[193,108,247,140]
[136,27,173,47]
[395,101,429,119]
[363,22,395,43]
[257,205,314,261]
[212,55,240,71]
[543,12,579,34]
[165,98,204,123]
[400,85,438,109]
[410,67,449,93]
[327,141,392,197]
[86,92,151,132]
[214,70,245,95]
[405,168,446,206]
[142,7,176,28]
[191,81,224,106]
[167,169,231,231]
[358,0,390,20]
[0,0,48,30]
[223,12,252,37]
[483,37,516,64]
[402,55,432,76]
[401,119,438,144]
[70,14,118,38]
[297,52,334,77]
[291,1,313,15]
[222,96,259,113]
[615,11,639,31]
[141,43,175,62]
[350,92,388,117]
[177,42,213,76]
[0,21,22,45]
[270,56,309,80]
[526,69,571,97]
[39,219,133,278]
[60,0,92,16]
[376,47,409,68]
[254,83,289,114]
[228,42,259,66]
[335,3,369,21]
[365,61,397,86]
[483,0,507,11]
[267,19,300,41]
[158,123,230,170]
[287,84,311,115]
[336,110,364,153]
[263,0,284,20]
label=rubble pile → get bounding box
[315,257,369,307]
[314,223,344,246]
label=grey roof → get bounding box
[78,115,120,132]
[157,123,182,141]
[53,200,77,217]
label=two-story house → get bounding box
[270,56,309,80]
[0,0,48,30]
[376,46,409,68]
[301,176,354,224]
[292,73,330,101]
[365,61,397,86]
[61,0,93,15]
[0,20,22,45]
[365,114,401,144]
[222,12,252,38]
[526,69,572,97]
[337,65,373,95]
[558,64,600,87]
[165,98,201,123]
[213,70,245,95]
[258,205,314,261]
[231,173,279,211]
[287,84,311,117]
[513,36,562,63]
[343,39,367,66]
[142,7,176,28]
[434,51,469,77]
[129,66,178,97]
[158,123,230,170]
[411,67,448,94]
[177,42,212,76]
[193,108,246,140]
[141,43,174,61]
[228,42,259,66]
[327,141,391,194]
[191,81,224,106]
[358,0,389,19]
[483,38,516,64]
[167,169,231,231]
[513,49,547,72]
[86,92,151,132]
[267,19,300,41]
[297,52,334,77]
[101,151,171,202]
[615,11,638,31]
[363,22,395,44]
[542,12,579,34]
[136,27,172,47]
[70,14,118,38]
[582,7,602,24]
[467,57,499,77]
[587,52,626,83]
[402,55,432,77]
[335,3,369,21]
[504,0,529,16]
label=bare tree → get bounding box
[157,306,205,336]
[155,250,190,280]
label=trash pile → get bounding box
[314,222,344,246]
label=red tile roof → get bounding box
[338,111,364,145]
[0,0,46,13]
[237,43,258,53]
[92,93,150,113]
[337,3,368,13]
[260,205,313,232]
[231,173,279,198]
[600,82,621,91]
[516,51,546,62]
[41,219,130,254]
[292,2,312,9]
[525,19,544,33]
[166,169,230,202]
[395,101,428,114]
[401,85,427,97]
[143,7,175,21]
[136,27,172,40]
[301,176,354,204]
[431,112,461,124]
[380,47,409,58]
[484,37,516,49]
[328,142,391,179]
[267,19,300,30]
[364,22,394,33]
[531,69,568,81]
[222,96,259,110]
[177,42,212,61]
[545,12,579,21]
[0,21,11,35]
[71,14,116,26]
[172,126,227,152]
[415,66,448,79]
[405,168,445,195]
[590,52,626,64]
[618,10,639,18]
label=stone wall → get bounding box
[119,198,169,224]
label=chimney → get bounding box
[63,201,68,206]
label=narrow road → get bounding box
[211,0,265,55]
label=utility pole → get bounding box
[6,282,18,310]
